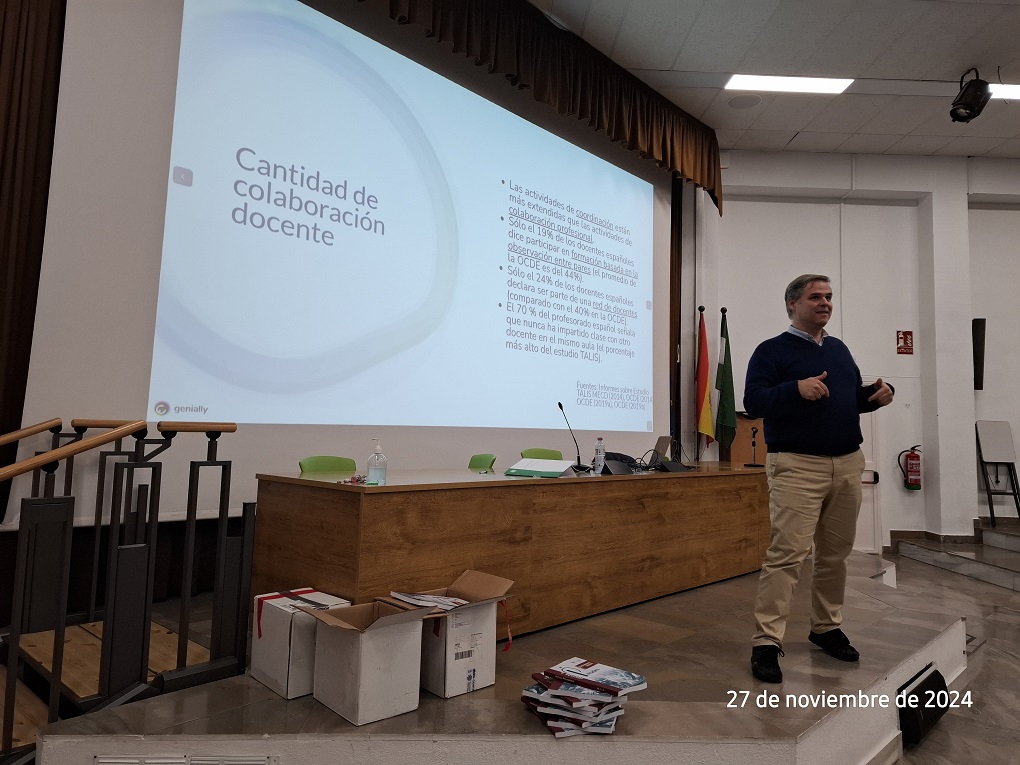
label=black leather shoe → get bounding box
[809,628,860,661]
[751,645,784,683]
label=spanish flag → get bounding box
[696,307,714,444]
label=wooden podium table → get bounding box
[253,465,768,637]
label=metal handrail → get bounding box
[0,418,62,448]
[0,420,147,484]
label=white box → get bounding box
[415,570,514,698]
[307,601,431,726]
[249,588,350,699]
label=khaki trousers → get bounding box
[752,449,865,648]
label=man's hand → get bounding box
[868,378,894,407]
[798,371,829,401]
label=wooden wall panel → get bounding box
[252,480,362,598]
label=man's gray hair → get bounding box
[784,274,830,318]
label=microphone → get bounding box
[558,401,591,473]
[745,426,765,468]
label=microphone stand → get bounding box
[558,402,591,473]
[744,426,765,468]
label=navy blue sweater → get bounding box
[743,332,883,457]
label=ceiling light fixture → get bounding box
[725,74,853,94]
[990,82,1020,99]
[950,69,991,122]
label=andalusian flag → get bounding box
[695,308,714,443]
[715,308,736,450]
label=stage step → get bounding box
[0,664,49,750]
[976,516,1020,554]
[18,622,210,704]
[898,540,1020,592]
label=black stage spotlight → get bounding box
[950,68,991,123]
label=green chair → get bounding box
[299,455,357,473]
[468,453,497,473]
[520,448,563,460]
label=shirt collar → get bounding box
[787,325,827,345]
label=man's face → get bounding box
[788,281,832,332]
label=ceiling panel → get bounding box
[933,135,1008,155]
[655,86,718,120]
[919,6,1020,80]
[832,134,903,154]
[750,93,836,131]
[909,110,974,138]
[885,135,956,154]
[608,0,704,69]
[700,90,777,130]
[800,0,930,77]
[803,94,899,134]
[862,2,1003,79]
[983,138,1020,158]
[714,129,746,150]
[733,130,799,151]
[671,0,779,72]
[786,131,853,152]
[737,0,858,74]
[857,96,948,135]
[577,0,630,57]
[963,100,1020,142]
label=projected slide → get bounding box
[149,0,654,430]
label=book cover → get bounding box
[544,657,647,696]
[389,591,468,610]
[530,672,622,705]
[546,717,617,737]
[536,703,625,725]
[523,681,626,711]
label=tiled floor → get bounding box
[32,552,1020,765]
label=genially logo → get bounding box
[173,405,209,414]
[154,401,170,416]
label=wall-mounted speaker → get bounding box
[973,318,986,391]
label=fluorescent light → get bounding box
[990,83,1020,99]
[725,74,853,94]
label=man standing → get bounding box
[744,274,894,683]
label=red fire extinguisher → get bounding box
[898,445,922,491]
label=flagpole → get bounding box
[715,307,737,462]
[695,305,715,461]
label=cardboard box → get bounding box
[250,589,351,699]
[306,601,431,725]
[414,570,514,698]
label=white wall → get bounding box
[706,151,1020,543]
[970,206,1020,518]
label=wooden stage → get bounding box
[253,464,769,636]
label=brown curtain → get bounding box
[379,0,722,209]
[0,0,66,520]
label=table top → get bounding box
[255,462,765,494]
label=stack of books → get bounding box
[521,657,647,737]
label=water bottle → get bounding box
[593,437,606,475]
[367,438,388,485]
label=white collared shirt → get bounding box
[787,325,827,345]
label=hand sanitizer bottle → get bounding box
[593,437,606,475]
[367,438,388,485]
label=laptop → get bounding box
[650,435,694,471]
[650,435,672,465]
